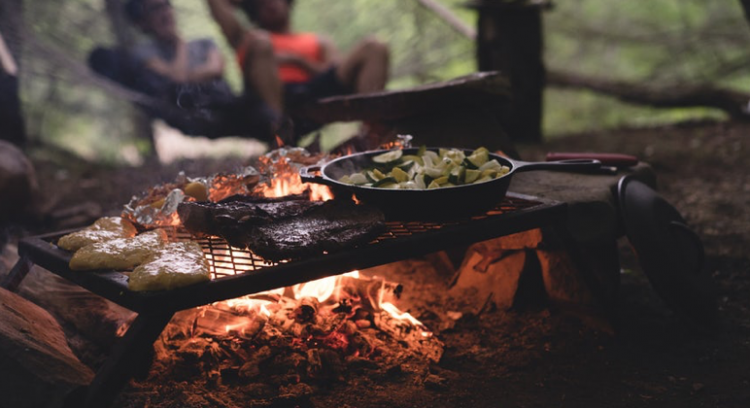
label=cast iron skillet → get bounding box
[300,147,602,220]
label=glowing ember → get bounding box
[380,302,433,338]
[171,270,437,360]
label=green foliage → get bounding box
[542,0,750,134]
[15,0,750,162]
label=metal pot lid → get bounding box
[617,175,718,329]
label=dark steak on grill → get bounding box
[177,194,322,248]
[177,196,385,260]
[245,199,386,261]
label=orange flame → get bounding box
[254,156,333,200]
[380,302,433,338]
[175,268,433,346]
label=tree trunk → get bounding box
[740,0,750,27]
[0,0,27,147]
[473,1,546,143]
[547,69,750,120]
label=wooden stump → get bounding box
[469,0,549,143]
[0,287,94,408]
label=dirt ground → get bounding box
[9,119,750,407]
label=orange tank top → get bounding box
[236,32,322,84]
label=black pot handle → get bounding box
[299,166,337,187]
[512,159,603,173]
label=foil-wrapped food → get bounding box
[122,148,328,229]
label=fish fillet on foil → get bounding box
[57,217,138,252]
[69,229,168,271]
[128,241,210,292]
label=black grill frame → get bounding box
[2,192,568,408]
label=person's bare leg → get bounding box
[336,37,389,93]
[242,30,283,113]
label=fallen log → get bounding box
[547,69,750,120]
[0,287,94,408]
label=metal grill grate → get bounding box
[167,195,543,280]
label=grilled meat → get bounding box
[245,200,386,261]
[177,195,322,247]
[177,196,385,261]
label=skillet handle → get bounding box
[299,166,337,187]
[513,159,603,173]
[546,152,638,167]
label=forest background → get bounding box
[12,0,750,162]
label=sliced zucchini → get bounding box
[471,147,490,156]
[390,167,410,183]
[349,173,368,185]
[448,166,465,185]
[474,176,494,184]
[373,177,398,188]
[423,150,440,163]
[479,159,502,171]
[373,168,387,179]
[424,167,443,178]
[462,157,479,170]
[415,174,427,189]
[466,149,489,168]
[464,169,481,184]
[481,169,499,179]
[441,161,458,177]
[401,155,423,166]
[443,149,466,164]
[397,160,416,171]
[433,176,449,185]
[372,150,403,164]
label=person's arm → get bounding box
[0,31,18,76]
[143,39,191,82]
[186,47,225,82]
[206,0,245,49]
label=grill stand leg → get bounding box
[64,310,175,408]
[1,255,33,292]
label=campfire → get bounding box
[111,148,444,403]
[149,271,442,397]
[4,145,582,408]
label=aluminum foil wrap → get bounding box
[122,167,259,229]
[122,148,328,229]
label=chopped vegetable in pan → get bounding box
[338,147,511,189]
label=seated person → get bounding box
[89,0,279,140]
[206,0,390,136]
[125,0,226,86]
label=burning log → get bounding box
[449,241,529,313]
[293,297,320,323]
